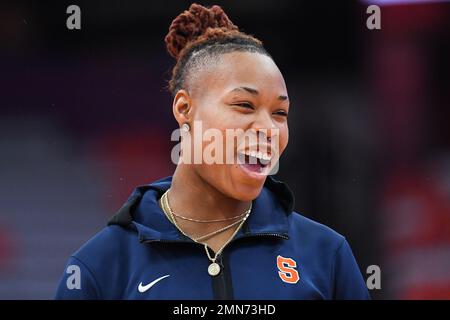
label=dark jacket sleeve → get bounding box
[332,239,371,300]
[55,256,100,300]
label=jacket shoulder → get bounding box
[290,211,346,249]
[71,225,136,267]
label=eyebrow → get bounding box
[229,86,288,101]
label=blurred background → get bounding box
[0,0,449,299]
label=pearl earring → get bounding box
[181,123,190,132]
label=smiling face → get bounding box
[173,51,289,201]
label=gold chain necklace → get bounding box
[171,209,248,223]
[160,190,249,242]
[159,189,251,276]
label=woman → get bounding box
[56,3,370,300]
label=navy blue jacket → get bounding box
[55,176,370,299]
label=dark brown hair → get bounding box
[165,3,270,95]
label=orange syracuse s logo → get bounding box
[277,255,300,284]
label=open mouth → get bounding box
[237,150,272,175]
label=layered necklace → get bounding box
[159,188,251,276]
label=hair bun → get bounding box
[165,3,238,59]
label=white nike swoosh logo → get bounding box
[138,275,170,293]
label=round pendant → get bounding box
[208,262,221,276]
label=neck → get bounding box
[169,164,251,221]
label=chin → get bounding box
[200,165,267,201]
[230,163,269,198]
[229,177,266,202]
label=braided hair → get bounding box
[165,3,271,96]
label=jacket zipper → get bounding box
[211,232,288,300]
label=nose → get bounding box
[250,110,278,141]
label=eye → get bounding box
[273,109,288,117]
[234,102,254,110]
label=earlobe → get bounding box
[172,89,192,125]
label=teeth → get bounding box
[261,153,271,161]
[240,150,272,161]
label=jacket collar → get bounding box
[108,176,295,243]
